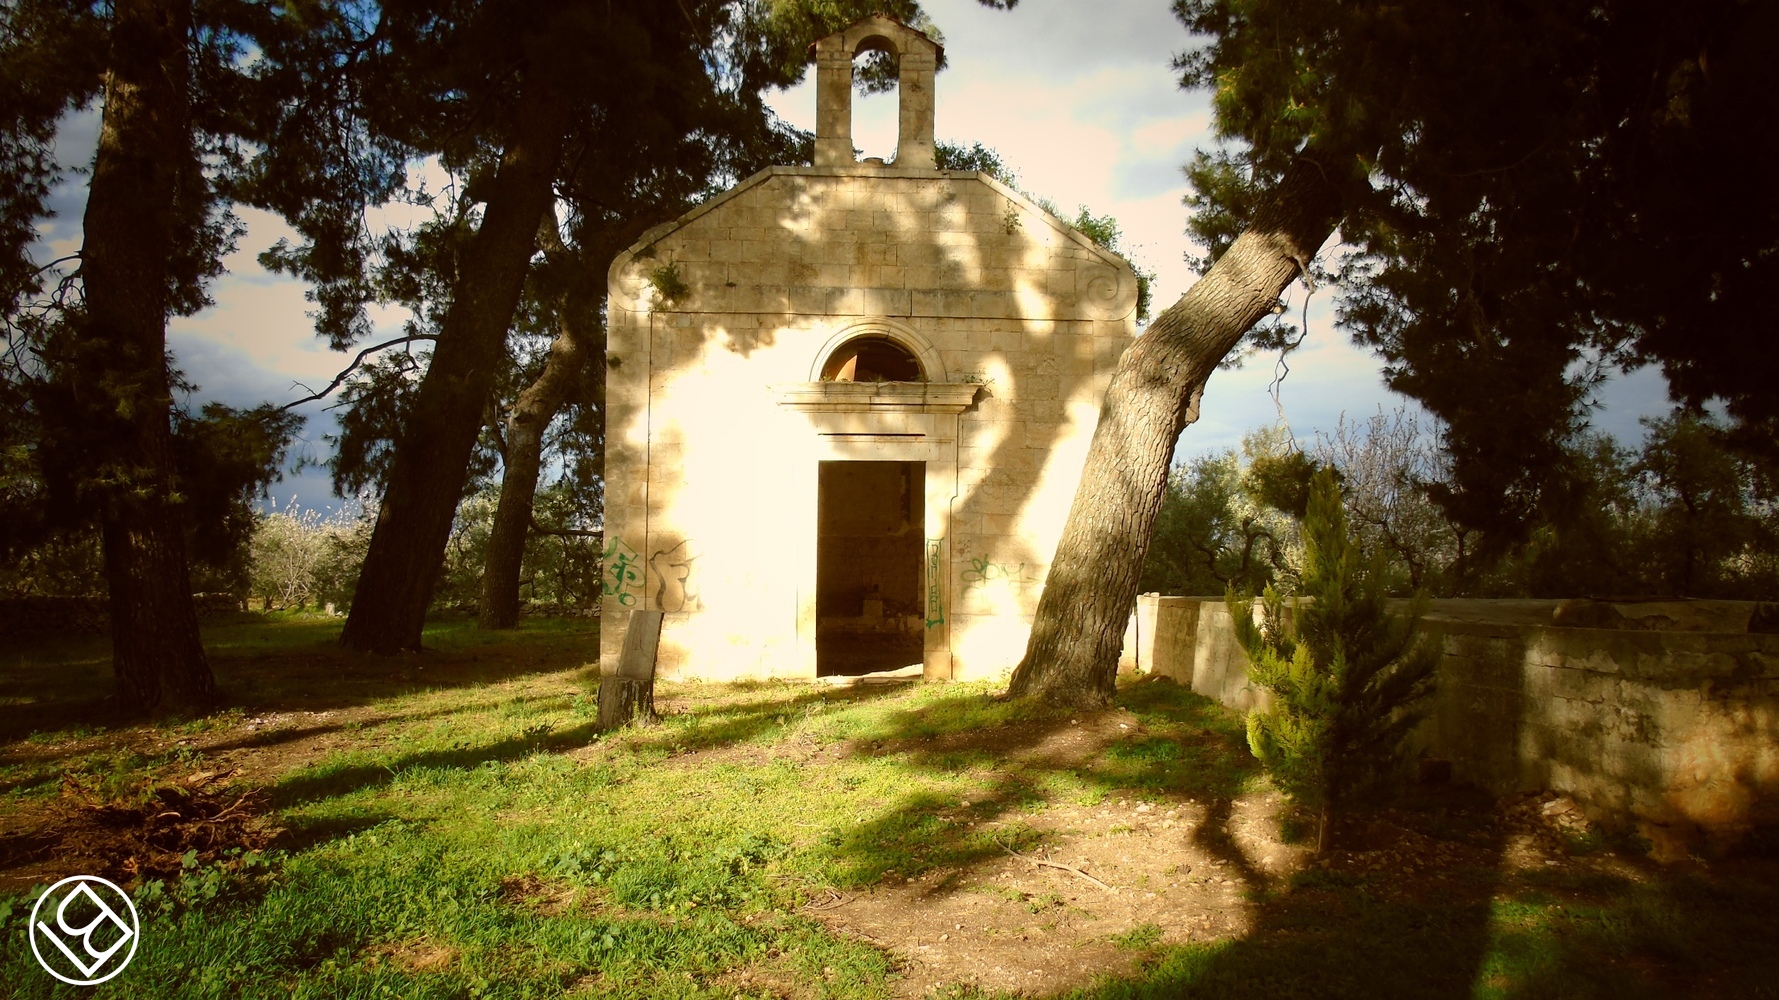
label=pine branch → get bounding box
[993,838,1115,892]
[527,515,599,538]
[280,334,437,410]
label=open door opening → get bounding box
[817,460,925,676]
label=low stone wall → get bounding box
[1128,595,1779,858]
[0,594,244,639]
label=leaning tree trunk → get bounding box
[76,0,215,713]
[479,218,652,629]
[478,311,596,629]
[340,82,569,655]
[1006,156,1346,707]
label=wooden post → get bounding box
[598,608,662,730]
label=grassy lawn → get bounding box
[1,615,1775,998]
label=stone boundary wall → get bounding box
[0,594,243,639]
[1125,595,1779,858]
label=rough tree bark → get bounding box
[477,309,598,629]
[1007,156,1346,707]
[478,218,653,629]
[340,81,569,654]
[77,0,216,712]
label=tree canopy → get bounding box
[249,0,1021,652]
[1,0,352,707]
[1177,0,1779,555]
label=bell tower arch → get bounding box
[812,15,941,170]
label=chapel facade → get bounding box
[599,15,1139,681]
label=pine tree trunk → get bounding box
[340,83,569,655]
[478,315,592,629]
[77,0,215,712]
[479,214,663,630]
[1007,157,1345,707]
[103,510,212,709]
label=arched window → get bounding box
[821,335,923,382]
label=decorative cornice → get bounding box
[771,381,980,414]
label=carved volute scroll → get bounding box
[1077,262,1139,321]
[812,15,942,170]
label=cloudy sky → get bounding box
[36,0,1670,511]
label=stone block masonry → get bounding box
[599,15,1138,684]
[1127,595,1779,858]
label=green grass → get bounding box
[3,618,1777,998]
[0,612,599,800]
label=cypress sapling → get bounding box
[1229,468,1441,852]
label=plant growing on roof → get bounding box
[1229,467,1440,853]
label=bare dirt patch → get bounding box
[802,720,1699,999]
[0,777,273,892]
[363,938,460,973]
[736,705,1285,996]
[808,782,1703,999]
[498,873,583,916]
[579,703,1269,996]
[813,786,1307,997]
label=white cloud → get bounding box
[1130,117,1202,158]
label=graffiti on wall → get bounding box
[961,557,1040,594]
[925,538,945,628]
[601,538,643,606]
[649,539,701,613]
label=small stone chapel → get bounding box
[600,15,1139,681]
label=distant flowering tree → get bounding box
[1229,468,1441,852]
[250,503,326,609]
[250,498,378,611]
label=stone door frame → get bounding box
[773,377,976,680]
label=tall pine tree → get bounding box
[272,1,1013,653]
[3,0,331,711]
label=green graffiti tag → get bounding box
[925,538,945,628]
[961,557,1039,594]
[601,539,642,606]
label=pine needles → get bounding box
[1229,468,1440,852]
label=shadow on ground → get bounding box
[1072,853,1779,999]
[0,613,599,744]
[635,681,912,758]
[8,621,1776,997]
[809,678,1259,884]
[268,719,605,809]
[737,676,1528,997]
[1070,788,1510,999]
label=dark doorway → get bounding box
[817,460,925,676]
